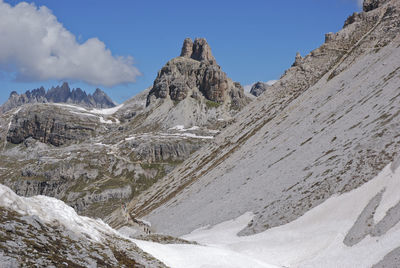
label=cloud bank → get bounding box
[0,0,140,87]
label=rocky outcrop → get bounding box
[6,104,97,146]
[0,82,115,114]
[250,82,270,97]
[135,140,203,163]
[180,37,216,64]
[363,0,388,12]
[146,38,249,110]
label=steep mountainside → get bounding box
[0,82,115,114]
[111,0,400,239]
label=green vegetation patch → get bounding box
[205,100,221,109]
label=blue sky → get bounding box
[0,0,362,104]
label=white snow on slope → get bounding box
[89,104,124,115]
[132,239,278,268]
[134,162,400,268]
[125,132,214,141]
[170,125,200,132]
[51,103,88,111]
[51,103,123,115]
[50,103,121,124]
[0,185,116,242]
[99,116,114,124]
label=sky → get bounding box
[0,0,363,105]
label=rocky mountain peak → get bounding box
[147,37,249,107]
[143,37,251,128]
[180,37,216,65]
[292,52,303,67]
[9,91,18,98]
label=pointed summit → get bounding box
[180,38,216,65]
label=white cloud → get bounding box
[357,0,364,8]
[0,1,140,87]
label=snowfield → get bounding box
[132,162,400,267]
[1,161,400,267]
[50,103,122,124]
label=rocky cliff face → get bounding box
[6,105,97,146]
[0,82,115,114]
[146,38,250,117]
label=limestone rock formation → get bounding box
[250,82,270,97]
[180,37,216,64]
[292,52,303,66]
[0,82,115,114]
[146,38,249,110]
[6,104,98,146]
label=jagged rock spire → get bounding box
[147,37,250,110]
[180,38,216,65]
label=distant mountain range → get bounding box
[0,82,115,113]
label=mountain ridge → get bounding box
[0,82,116,114]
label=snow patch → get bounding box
[99,117,113,124]
[125,132,214,140]
[89,104,124,115]
[51,103,88,112]
[0,185,116,242]
[170,125,185,131]
[70,111,98,117]
[186,126,200,131]
[170,125,200,132]
[180,163,400,267]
